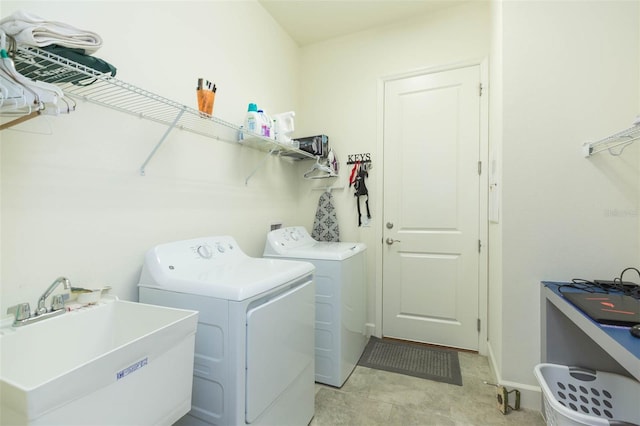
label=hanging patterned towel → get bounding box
[312,191,340,242]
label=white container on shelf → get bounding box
[273,111,295,145]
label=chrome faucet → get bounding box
[37,276,71,315]
[6,276,72,327]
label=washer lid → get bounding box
[264,226,367,260]
[139,236,315,301]
[265,241,367,261]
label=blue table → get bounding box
[541,281,639,381]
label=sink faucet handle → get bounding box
[51,294,65,311]
[7,303,31,321]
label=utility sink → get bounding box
[0,299,198,425]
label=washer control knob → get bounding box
[196,245,213,259]
[216,243,225,253]
[290,231,299,241]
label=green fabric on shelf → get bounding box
[16,44,116,86]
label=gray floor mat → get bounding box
[357,336,463,386]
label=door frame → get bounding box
[374,58,489,355]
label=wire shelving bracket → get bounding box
[139,106,186,176]
[245,148,279,186]
[583,118,640,157]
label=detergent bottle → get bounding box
[258,109,273,138]
[245,103,260,134]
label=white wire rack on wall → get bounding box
[8,45,314,176]
[582,117,640,157]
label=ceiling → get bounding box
[258,0,468,46]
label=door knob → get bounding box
[386,222,394,229]
[386,238,401,245]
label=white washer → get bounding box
[138,236,315,426]
[263,226,367,387]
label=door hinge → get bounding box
[479,83,483,96]
[478,239,482,253]
[478,161,482,175]
[477,318,481,332]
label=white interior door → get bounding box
[382,64,482,351]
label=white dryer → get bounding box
[138,236,315,426]
[263,226,367,387]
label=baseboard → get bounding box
[365,323,376,337]
[486,342,543,411]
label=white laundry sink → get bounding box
[0,299,198,425]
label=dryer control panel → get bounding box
[191,238,236,260]
[152,236,245,267]
[265,226,315,254]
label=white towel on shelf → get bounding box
[0,10,102,54]
[312,191,340,242]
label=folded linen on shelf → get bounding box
[0,10,102,54]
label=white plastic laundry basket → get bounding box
[534,363,640,426]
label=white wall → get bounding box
[0,1,303,312]
[492,0,640,406]
[296,0,491,350]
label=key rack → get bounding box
[582,119,640,157]
[8,45,314,177]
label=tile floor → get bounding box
[310,352,546,426]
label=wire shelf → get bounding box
[582,120,640,157]
[10,45,314,175]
